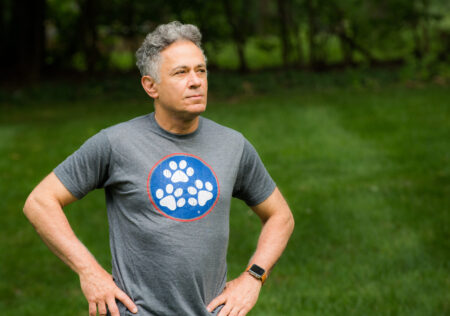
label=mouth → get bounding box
[185,94,203,99]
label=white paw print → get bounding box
[163,160,194,183]
[155,183,185,211]
[154,159,215,212]
[187,180,214,207]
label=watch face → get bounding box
[250,264,265,276]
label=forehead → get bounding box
[160,40,205,69]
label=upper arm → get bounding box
[233,138,276,206]
[26,172,78,209]
[250,187,293,224]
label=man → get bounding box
[23,21,294,316]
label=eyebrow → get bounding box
[171,64,206,72]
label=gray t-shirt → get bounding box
[54,113,276,316]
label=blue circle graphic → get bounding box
[148,154,219,221]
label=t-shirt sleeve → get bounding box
[232,138,276,206]
[53,130,112,199]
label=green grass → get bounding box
[0,71,448,315]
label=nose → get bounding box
[188,71,202,88]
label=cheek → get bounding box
[160,83,184,99]
[171,82,187,95]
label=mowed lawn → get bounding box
[0,73,448,315]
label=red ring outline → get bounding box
[147,153,220,222]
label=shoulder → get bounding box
[201,116,245,142]
[102,114,150,135]
[77,115,153,155]
[97,114,152,144]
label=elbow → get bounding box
[23,192,37,219]
[23,191,47,221]
[286,211,295,235]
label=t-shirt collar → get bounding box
[148,112,202,140]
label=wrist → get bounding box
[241,271,263,288]
[246,264,267,285]
[76,260,105,278]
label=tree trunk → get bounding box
[277,0,291,68]
[0,0,9,79]
[222,0,248,72]
[420,0,430,57]
[290,8,304,67]
[412,21,423,59]
[339,36,353,65]
[335,20,353,65]
[340,25,376,64]
[1,0,46,82]
[332,17,376,65]
[78,0,100,74]
[306,0,317,68]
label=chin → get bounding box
[186,103,207,115]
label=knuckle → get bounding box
[90,293,103,301]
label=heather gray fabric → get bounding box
[54,113,276,316]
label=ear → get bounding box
[141,75,159,99]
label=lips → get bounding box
[185,95,203,99]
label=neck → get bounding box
[154,110,200,135]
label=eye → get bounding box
[175,70,186,75]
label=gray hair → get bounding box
[136,21,206,82]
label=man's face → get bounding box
[154,40,208,119]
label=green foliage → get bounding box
[3,0,447,76]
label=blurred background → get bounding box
[0,0,449,315]
[1,0,450,80]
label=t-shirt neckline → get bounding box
[148,112,202,140]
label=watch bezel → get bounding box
[246,264,267,284]
[248,264,265,278]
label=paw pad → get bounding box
[162,160,194,183]
[188,180,214,206]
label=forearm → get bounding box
[23,193,102,275]
[249,188,295,274]
[250,214,294,273]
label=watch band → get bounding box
[246,264,267,284]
